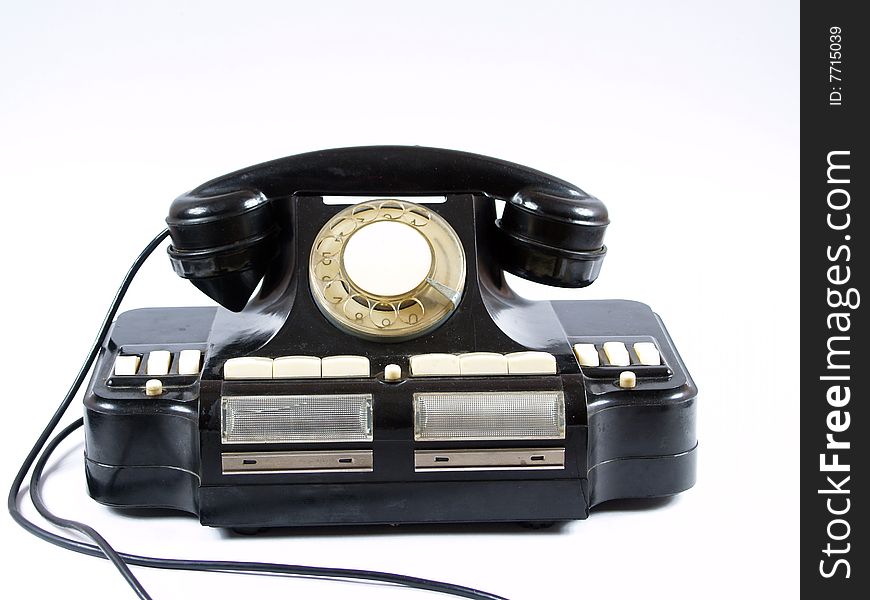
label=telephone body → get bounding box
[83,147,697,528]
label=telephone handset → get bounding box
[166,146,609,314]
[79,147,696,535]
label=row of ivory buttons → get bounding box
[572,341,661,368]
[223,351,558,379]
[410,352,556,376]
[114,350,202,376]
[225,356,370,379]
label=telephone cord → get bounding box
[7,227,509,600]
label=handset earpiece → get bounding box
[496,187,608,287]
[166,189,280,311]
[166,146,609,311]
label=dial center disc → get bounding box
[342,220,433,297]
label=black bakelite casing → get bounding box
[83,148,696,528]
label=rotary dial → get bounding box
[309,200,466,341]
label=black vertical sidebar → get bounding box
[802,2,867,597]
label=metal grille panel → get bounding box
[222,394,373,444]
[413,391,565,441]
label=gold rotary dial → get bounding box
[309,200,466,341]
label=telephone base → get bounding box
[83,298,697,528]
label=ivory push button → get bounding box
[459,352,508,375]
[224,357,274,379]
[178,350,203,375]
[146,350,171,376]
[603,342,630,367]
[273,356,321,378]
[114,355,141,376]
[506,352,557,375]
[572,344,600,367]
[633,342,661,366]
[322,355,370,377]
[409,353,460,376]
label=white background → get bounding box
[0,1,799,598]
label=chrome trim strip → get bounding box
[222,450,374,474]
[414,448,565,472]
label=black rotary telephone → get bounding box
[11,147,697,600]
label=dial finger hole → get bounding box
[397,297,425,325]
[406,206,431,227]
[370,301,399,329]
[323,280,348,304]
[351,203,378,224]
[343,294,372,322]
[313,258,340,282]
[315,235,343,259]
[329,217,357,237]
[377,200,406,220]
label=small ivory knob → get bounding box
[618,371,637,389]
[384,363,402,382]
[145,379,164,396]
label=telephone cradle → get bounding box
[84,147,697,528]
